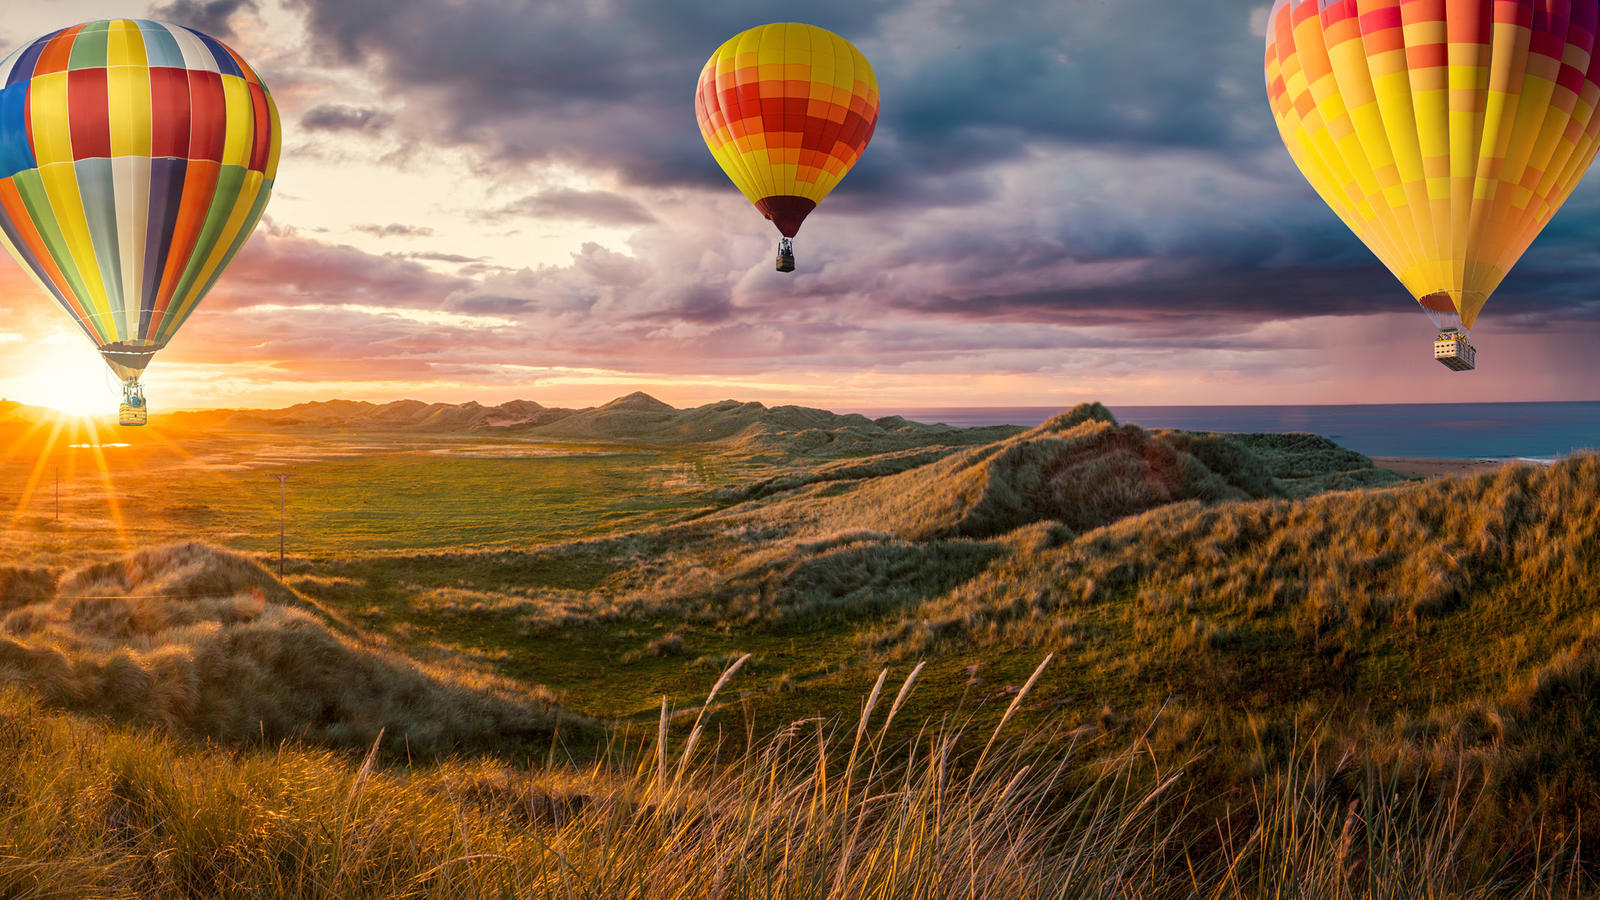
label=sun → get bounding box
[8,339,123,418]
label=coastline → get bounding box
[1369,457,1529,479]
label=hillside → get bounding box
[0,542,590,754]
[0,399,1594,892]
[286,414,1600,856]
[701,404,1401,547]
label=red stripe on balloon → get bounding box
[248,82,272,173]
[66,68,111,159]
[1406,43,1450,68]
[186,70,225,162]
[1446,0,1493,42]
[148,67,191,159]
[1360,6,1405,34]
[1494,0,1533,27]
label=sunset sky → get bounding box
[2,0,1599,414]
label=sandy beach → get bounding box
[1370,457,1520,479]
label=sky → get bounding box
[1,0,1598,414]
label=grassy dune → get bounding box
[0,543,590,755]
[0,662,1587,898]
[0,397,1595,894]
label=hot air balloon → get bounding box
[696,23,879,273]
[0,19,280,423]
[1264,0,1600,371]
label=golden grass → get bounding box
[0,659,1587,899]
[0,400,1589,894]
[0,542,590,755]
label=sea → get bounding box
[845,402,1600,462]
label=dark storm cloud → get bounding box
[287,0,1271,199]
[488,189,657,226]
[150,0,256,38]
[273,0,1600,341]
[301,104,396,133]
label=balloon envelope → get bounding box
[1264,0,1600,331]
[0,19,280,381]
[695,22,879,241]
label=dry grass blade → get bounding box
[975,653,1052,777]
[676,652,750,781]
[655,695,669,791]
[347,726,385,808]
[878,661,926,744]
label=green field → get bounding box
[0,423,736,561]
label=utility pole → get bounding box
[266,472,294,577]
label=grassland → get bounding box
[0,423,727,563]
[0,395,1594,895]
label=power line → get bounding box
[266,472,294,577]
[45,594,258,602]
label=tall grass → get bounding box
[0,659,1585,898]
[0,542,587,755]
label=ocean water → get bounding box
[847,402,1600,461]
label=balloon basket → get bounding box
[119,404,148,427]
[119,380,148,426]
[1433,330,1476,372]
[776,237,795,273]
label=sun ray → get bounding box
[4,414,68,530]
[0,408,69,472]
[136,422,210,468]
[80,416,131,557]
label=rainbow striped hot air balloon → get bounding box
[0,19,280,422]
[696,23,879,272]
[1264,0,1600,371]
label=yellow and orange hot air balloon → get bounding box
[696,23,879,272]
[1264,0,1600,371]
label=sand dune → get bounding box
[0,542,590,754]
[755,403,1401,541]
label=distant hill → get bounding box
[162,391,1024,456]
[0,399,81,423]
[812,404,1260,539]
[171,397,573,431]
[729,403,1403,542]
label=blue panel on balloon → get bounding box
[0,83,36,180]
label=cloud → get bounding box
[77,0,1600,406]
[355,223,435,238]
[301,104,396,133]
[285,0,1275,201]
[204,232,470,312]
[149,0,257,39]
[403,251,486,264]
[486,189,657,226]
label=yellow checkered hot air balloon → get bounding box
[696,23,879,272]
[1264,0,1600,371]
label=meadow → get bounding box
[0,395,1595,896]
[0,422,727,563]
